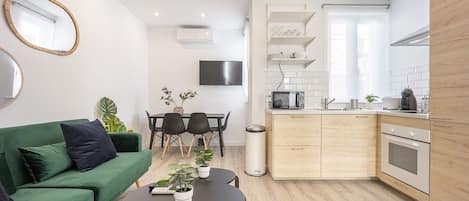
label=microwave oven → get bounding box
[271,91,305,110]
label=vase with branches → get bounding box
[161,87,198,114]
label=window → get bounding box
[11,1,56,49]
[327,9,389,102]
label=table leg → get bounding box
[217,118,225,157]
[149,129,155,150]
[161,134,164,148]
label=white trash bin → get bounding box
[245,124,266,176]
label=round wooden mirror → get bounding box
[0,48,23,108]
[3,0,80,56]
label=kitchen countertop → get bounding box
[266,109,429,119]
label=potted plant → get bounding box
[365,94,380,110]
[157,163,196,201]
[96,97,133,133]
[195,149,213,179]
[161,87,198,114]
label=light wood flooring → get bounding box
[123,146,413,201]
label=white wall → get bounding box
[0,0,150,143]
[389,0,430,101]
[148,27,248,146]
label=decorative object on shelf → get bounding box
[0,47,23,109]
[365,94,380,110]
[96,97,132,133]
[195,149,214,179]
[156,163,197,201]
[3,0,80,56]
[267,4,316,69]
[161,87,198,114]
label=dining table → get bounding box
[149,113,226,157]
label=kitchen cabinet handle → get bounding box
[432,124,452,129]
[355,116,369,119]
[291,147,305,151]
[289,116,306,118]
[431,117,453,121]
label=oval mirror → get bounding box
[3,0,79,56]
[0,48,23,108]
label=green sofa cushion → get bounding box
[0,153,15,194]
[11,188,93,201]
[22,151,152,201]
[0,119,89,187]
[19,143,73,182]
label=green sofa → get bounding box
[0,119,152,201]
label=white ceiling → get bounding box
[120,0,249,29]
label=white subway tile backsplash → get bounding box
[391,64,429,102]
[265,67,329,108]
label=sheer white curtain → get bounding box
[327,9,389,102]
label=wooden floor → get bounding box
[123,146,413,201]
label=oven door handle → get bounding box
[385,135,420,147]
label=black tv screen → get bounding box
[199,60,243,85]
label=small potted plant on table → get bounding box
[157,163,196,201]
[195,149,213,179]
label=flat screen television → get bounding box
[199,60,243,86]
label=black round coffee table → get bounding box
[123,168,245,201]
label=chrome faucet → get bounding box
[321,97,336,110]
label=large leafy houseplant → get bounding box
[194,149,213,178]
[96,97,131,133]
[157,163,196,201]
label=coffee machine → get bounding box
[401,88,417,111]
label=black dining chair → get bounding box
[186,113,212,157]
[146,111,163,150]
[210,112,231,156]
[161,113,186,160]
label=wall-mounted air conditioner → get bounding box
[176,26,213,43]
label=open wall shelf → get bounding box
[269,36,316,47]
[268,57,316,68]
[268,11,316,24]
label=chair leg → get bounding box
[202,135,208,150]
[161,135,171,160]
[178,136,185,158]
[207,132,214,147]
[135,180,141,188]
[187,135,196,157]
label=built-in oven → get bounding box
[271,91,305,110]
[381,123,430,193]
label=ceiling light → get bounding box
[153,12,159,17]
[200,12,206,17]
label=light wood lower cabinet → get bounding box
[266,113,377,179]
[272,115,321,146]
[269,115,321,179]
[321,115,377,178]
[271,146,320,179]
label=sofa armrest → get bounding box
[109,133,141,152]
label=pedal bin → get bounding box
[244,124,266,176]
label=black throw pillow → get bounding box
[0,182,12,201]
[60,120,117,171]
